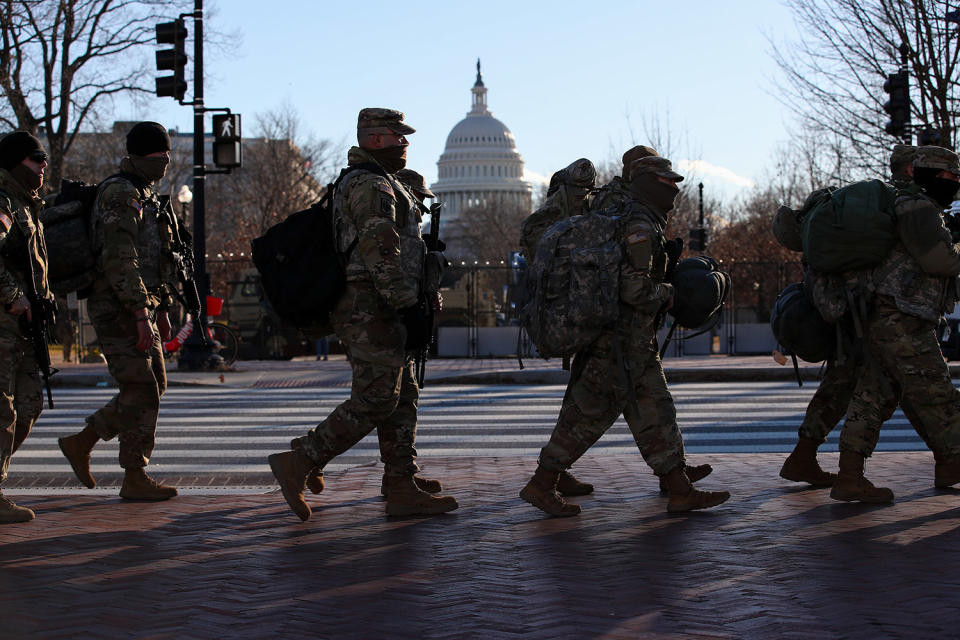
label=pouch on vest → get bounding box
[519,208,623,358]
[251,162,387,328]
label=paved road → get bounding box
[9,381,928,488]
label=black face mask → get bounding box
[370,144,408,173]
[128,155,169,183]
[630,173,680,213]
[10,163,42,192]
[921,176,960,207]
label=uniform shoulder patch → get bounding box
[375,179,395,196]
[626,231,648,244]
[0,212,11,233]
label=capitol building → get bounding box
[430,62,533,231]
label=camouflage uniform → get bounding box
[520,158,597,259]
[0,168,49,484]
[841,147,960,460]
[538,167,687,477]
[295,141,426,479]
[84,158,177,469]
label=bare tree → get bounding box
[770,0,960,177]
[446,195,529,261]
[0,0,186,189]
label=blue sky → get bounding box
[117,1,799,199]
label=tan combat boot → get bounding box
[290,439,324,494]
[519,465,581,517]
[659,463,713,493]
[119,468,178,501]
[58,425,100,489]
[934,454,960,488]
[268,449,316,521]
[829,450,894,503]
[383,475,458,516]
[0,493,34,523]
[556,470,594,497]
[779,436,838,487]
[661,466,730,513]
[381,474,442,498]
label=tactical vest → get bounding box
[0,187,49,302]
[873,243,958,322]
[92,177,174,292]
[335,168,424,297]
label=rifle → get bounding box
[945,209,960,243]
[416,201,446,386]
[159,196,209,347]
[22,249,58,409]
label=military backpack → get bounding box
[519,209,624,358]
[800,179,899,274]
[770,282,836,364]
[38,178,105,296]
[251,162,387,329]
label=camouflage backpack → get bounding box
[519,209,623,358]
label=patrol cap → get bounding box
[397,168,435,198]
[890,144,917,169]
[630,156,683,181]
[913,145,960,175]
[357,108,416,135]
[622,145,658,181]
[0,131,45,170]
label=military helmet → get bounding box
[668,256,730,329]
[772,205,803,252]
[770,282,835,363]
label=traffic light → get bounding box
[155,19,187,100]
[883,71,910,138]
[212,114,242,169]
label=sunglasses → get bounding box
[28,150,47,163]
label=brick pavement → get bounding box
[2,452,959,639]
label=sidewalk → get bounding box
[2,452,957,639]
[53,353,960,388]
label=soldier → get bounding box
[298,167,447,500]
[778,145,919,487]
[0,132,52,523]
[269,108,458,521]
[832,145,960,502]
[589,145,659,213]
[58,122,179,501]
[519,158,597,259]
[519,156,731,517]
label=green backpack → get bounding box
[800,179,899,273]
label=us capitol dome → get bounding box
[430,61,533,227]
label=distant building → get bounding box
[430,61,532,226]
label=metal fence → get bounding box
[200,258,803,358]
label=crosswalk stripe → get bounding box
[11,382,930,483]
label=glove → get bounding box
[664,237,684,281]
[400,302,431,351]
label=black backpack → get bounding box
[251,163,386,328]
[770,282,835,363]
[669,256,731,329]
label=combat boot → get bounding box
[934,454,960,488]
[383,475,458,516]
[556,470,594,496]
[0,493,34,523]
[659,463,712,493]
[268,449,315,521]
[830,450,894,503]
[290,439,324,494]
[519,465,581,517]
[779,436,837,487]
[661,466,730,513]
[380,474,442,497]
[58,425,100,489]
[119,468,178,501]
